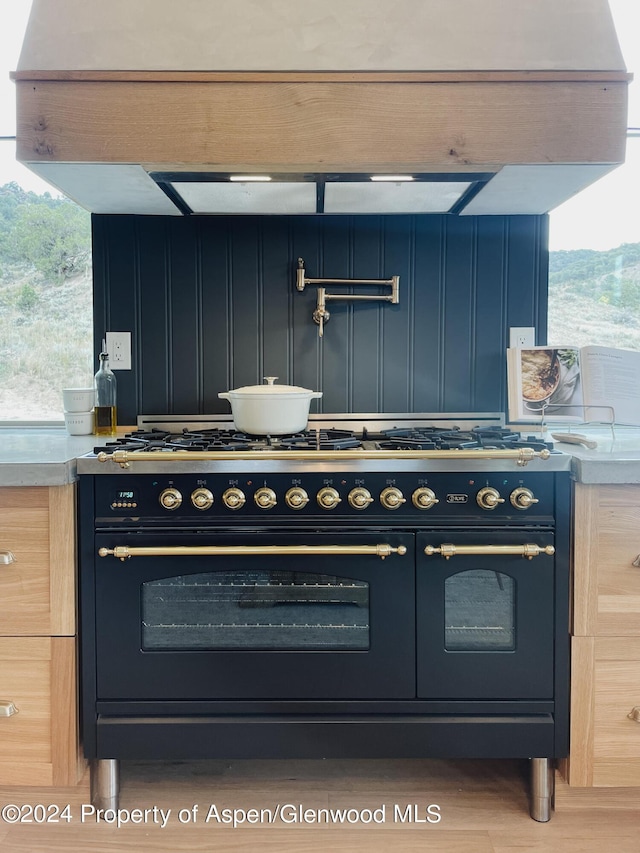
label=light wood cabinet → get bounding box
[0,486,83,786]
[567,484,640,787]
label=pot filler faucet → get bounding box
[295,257,400,337]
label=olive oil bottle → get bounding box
[94,346,117,436]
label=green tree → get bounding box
[11,200,91,279]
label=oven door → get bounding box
[416,530,556,700]
[93,530,414,700]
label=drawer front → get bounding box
[0,487,75,635]
[569,636,640,787]
[595,505,640,634]
[593,655,640,786]
[574,485,640,636]
[0,637,80,786]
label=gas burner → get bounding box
[92,422,554,455]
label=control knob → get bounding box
[476,487,505,510]
[380,487,406,510]
[348,487,374,510]
[285,487,309,510]
[254,487,277,510]
[190,487,214,510]
[510,487,539,510]
[317,487,341,510]
[159,487,182,510]
[222,487,246,510]
[412,487,439,510]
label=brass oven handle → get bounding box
[0,550,16,565]
[424,543,555,560]
[99,544,408,561]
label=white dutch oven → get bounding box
[218,377,322,435]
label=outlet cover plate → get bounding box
[105,331,132,370]
[509,327,535,348]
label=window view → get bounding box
[548,0,640,350]
[0,0,93,422]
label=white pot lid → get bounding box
[220,377,322,397]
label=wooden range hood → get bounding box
[12,0,631,216]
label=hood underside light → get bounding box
[150,172,494,215]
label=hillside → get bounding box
[548,243,640,349]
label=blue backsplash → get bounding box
[92,213,548,424]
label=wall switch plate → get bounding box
[105,331,132,370]
[509,327,535,348]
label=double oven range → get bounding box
[77,413,571,821]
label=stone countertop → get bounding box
[0,428,98,486]
[546,425,640,484]
[2,426,640,487]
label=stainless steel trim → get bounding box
[98,544,408,561]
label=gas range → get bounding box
[78,412,571,821]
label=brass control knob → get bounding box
[510,487,539,510]
[412,487,439,510]
[380,487,406,510]
[190,487,214,510]
[476,487,505,510]
[254,487,277,510]
[317,487,341,510]
[222,487,246,510]
[285,487,309,510]
[348,487,374,510]
[159,487,182,510]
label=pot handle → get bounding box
[310,391,323,399]
[217,392,230,400]
[263,376,278,385]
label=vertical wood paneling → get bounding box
[136,217,170,413]
[93,213,549,424]
[168,219,201,412]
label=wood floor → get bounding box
[0,758,639,852]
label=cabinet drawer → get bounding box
[0,637,80,785]
[0,487,75,635]
[570,636,640,787]
[574,485,640,636]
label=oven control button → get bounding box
[476,487,505,510]
[510,487,539,510]
[285,487,309,510]
[317,487,341,510]
[412,487,439,510]
[222,487,246,510]
[380,487,406,510]
[254,487,277,510]
[159,487,182,510]
[191,487,214,510]
[348,487,374,510]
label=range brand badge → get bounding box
[446,493,468,504]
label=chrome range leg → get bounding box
[90,759,120,810]
[530,758,554,822]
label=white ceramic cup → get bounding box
[64,411,94,435]
[63,387,95,412]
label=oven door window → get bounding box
[142,570,369,651]
[444,570,515,652]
